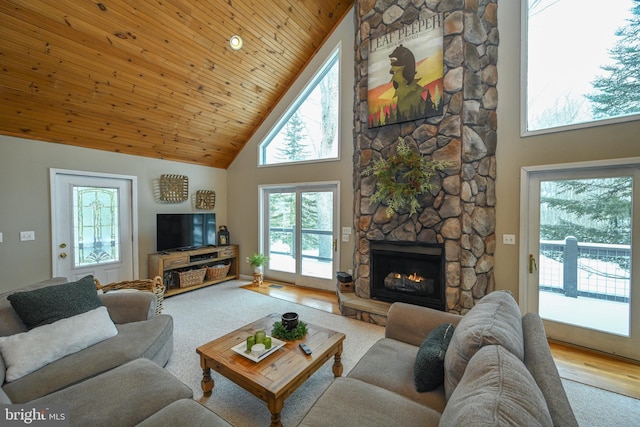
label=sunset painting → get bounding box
[368,13,444,128]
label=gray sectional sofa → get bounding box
[300,291,579,426]
[2,278,578,426]
[0,277,230,426]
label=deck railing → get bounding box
[268,226,333,262]
[540,237,630,302]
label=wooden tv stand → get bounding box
[148,245,239,297]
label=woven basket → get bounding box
[173,268,207,288]
[206,263,231,280]
[95,276,165,315]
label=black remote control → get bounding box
[299,343,312,355]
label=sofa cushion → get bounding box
[439,345,553,427]
[0,306,117,382]
[299,377,442,427]
[414,323,455,392]
[444,290,524,399]
[29,358,192,427]
[136,399,233,427]
[348,337,448,412]
[0,356,11,403]
[7,275,102,329]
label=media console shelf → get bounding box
[148,245,239,297]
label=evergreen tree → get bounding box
[268,193,295,255]
[268,191,322,261]
[541,178,632,246]
[586,0,640,117]
[276,112,311,161]
[541,177,632,273]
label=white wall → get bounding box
[227,9,355,278]
[0,134,227,292]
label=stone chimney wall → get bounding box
[353,0,498,314]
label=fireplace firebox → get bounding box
[369,241,445,311]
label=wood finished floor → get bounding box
[242,281,640,400]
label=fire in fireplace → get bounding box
[369,241,445,311]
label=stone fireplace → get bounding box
[345,0,498,320]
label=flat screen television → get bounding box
[156,213,216,251]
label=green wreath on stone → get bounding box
[363,137,451,217]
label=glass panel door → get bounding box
[52,171,136,283]
[524,163,639,361]
[262,184,337,290]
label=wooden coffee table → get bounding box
[196,313,346,427]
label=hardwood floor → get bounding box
[242,281,640,400]
[240,282,340,314]
[549,341,640,399]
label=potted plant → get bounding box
[248,253,268,274]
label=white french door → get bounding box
[521,159,640,361]
[51,169,138,284]
[260,182,338,291]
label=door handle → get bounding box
[333,239,337,252]
[60,252,68,259]
[59,243,67,248]
[529,254,537,273]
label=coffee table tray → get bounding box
[231,336,286,362]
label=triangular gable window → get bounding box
[260,48,340,166]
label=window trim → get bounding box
[258,45,341,167]
[520,1,640,137]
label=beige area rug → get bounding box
[561,378,640,427]
[162,280,385,426]
[162,280,640,427]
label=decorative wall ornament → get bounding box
[159,174,188,203]
[362,137,450,217]
[367,12,444,128]
[196,190,216,210]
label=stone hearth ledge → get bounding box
[337,288,390,326]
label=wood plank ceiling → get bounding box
[0,0,352,168]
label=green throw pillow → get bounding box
[414,323,455,392]
[8,275,104,329]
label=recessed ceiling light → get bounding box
[229,35,243,51]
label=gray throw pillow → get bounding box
[8,275,103,329]
[414,323,455,392]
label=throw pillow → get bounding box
[414,323,455,392]
[8,275,103,329]
[0,306,118,382]
[443,290,524,400]
[439,345,553,427]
